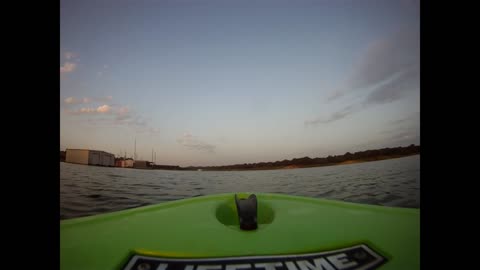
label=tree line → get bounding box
[185,144,420,171]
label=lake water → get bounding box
[60,155,420,220]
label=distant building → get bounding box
[115,158,134,168]
[115,159,124,167]
[125,158,134,168]
[133,160,150,169]
[65,149,115,167]
[153,164,181,170]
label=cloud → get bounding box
[117,106,129,114]
[87,96,112,103]
[327,90,345,102]
[388,129,420,146]
[114,113,131,121]
[177,132,216,153]
[390,130,416,141]
[84,112,153,131]
[63,96,159,134]
[136,127,161,134]
[380,113,420,146]
[310,26,419,126]
[346,27,419,92]
[65,52,76,60]
[126,116,147,127]
[67,104,112,114]
[364,65,419,105]
[60,62,76,73]
[63,96,112,105]
[389,111,420,126]
[124,117,161,134]
[115,106,131,120]
[71,108,160,135]
[305,104,360,126]
[61,52,78,73]
[96,104,111,113]
[79,108,96,113]
[97,64,109,77]
[64,97,79,104]
[101,96,113,102]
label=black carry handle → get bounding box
[235,194,258,230]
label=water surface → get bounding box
[60,155,420,219]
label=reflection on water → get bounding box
[60,155,419,219]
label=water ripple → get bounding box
[60,155,420,219]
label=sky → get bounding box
[60,0,420,166]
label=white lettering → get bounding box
[185,265,195,270]
[296,258,334,270]
[156,263,168,270]
[226,264,252,270]
[255,262,283,270]
[326,254,358,269]
[285,261,298,270]
[197,265,222,270]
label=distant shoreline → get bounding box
[61,145,420,172]
[191,154,419,172]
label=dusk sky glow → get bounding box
[61,0,419,166]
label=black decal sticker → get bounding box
[122,244,386,270]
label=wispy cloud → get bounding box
[61,52,79,74]
[115,106,131,120]
[177,132,216,153]
[388,129,420,146]
[346,27,418,93]
[60,62,77,73]
[305,104,360,126]
[96,104,111,113]
[67,104,112,114]
[389,111,420,126]
[390,130,417,141]
[114,114,146,127]
[327,90,345,102]
[381,113,420,146]
[309,26,419,126]
[64,96,113,105]
[136,126,161,134]
[364,65,419,105]
[77,111,160,135]
[97,96,113,102]
[63,96,159,134]
[97,64,109,77]
[64,97,79,104]
[65,51,77,60]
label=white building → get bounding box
[65,149,115,167]
[124,158,134,168]
[116,158,134,168]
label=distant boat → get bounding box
[197,169,202,171]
